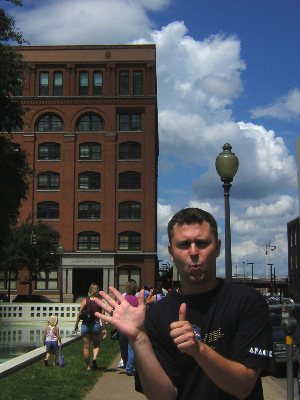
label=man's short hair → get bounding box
[167,207,218,242]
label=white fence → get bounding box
[0,303,80,324]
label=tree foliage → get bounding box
[0,0,27,133]
[0,222,60,295]
[0,136,31,242]
[0,1,31,244]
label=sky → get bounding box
[4,0,300,279]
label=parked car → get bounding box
[0,293,9,302]
[12,294,54,303]
[269,303,300,375]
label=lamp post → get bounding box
[215,143,239,282]
[57,245,64,303]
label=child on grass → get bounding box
[43,315,62,366]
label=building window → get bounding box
[38,172,60,190]
[133,71,143,95]
[79,142,101,160]
[119,114,141,131]
[118,267,141,293]
[36,270,58,290]
[78,231,100,250]
[53,71,63,96]
[119,201,141,219]
[119,71,129,95]
[79,172,101,190]
[39,72,49,96]
[119,141,141,160]
[37,201,59,219]
[37,113,63,132]
[119,171,141,189]
[76,113,103,132]
[93,71,103,95]
[79,71,89,96]
[0,270,17,290]
[38,143,60,160]
[78,202,101,219]
[118,231,141,251]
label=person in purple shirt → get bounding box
[123,281,139,375]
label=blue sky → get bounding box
[4,0,300,278]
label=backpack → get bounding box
[79,298,95,324]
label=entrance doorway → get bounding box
[73,268,103,300]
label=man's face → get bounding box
[168,222,221,293]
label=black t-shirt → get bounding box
[144,279,273,400]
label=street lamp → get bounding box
[215,143,239,282]
[57,245,64,303]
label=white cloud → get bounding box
[157,202,174,234]
[14,0,158,44]
[152,23,245,113]
[188,200,221,219]
[192,122,297,200]
[250,88,300,121]
[245,195,296,218]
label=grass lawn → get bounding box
[0,327,120,400]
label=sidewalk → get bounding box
[84,354,145,400]
[85,354,287,400]
[262,375,294,400]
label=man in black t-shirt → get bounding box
[95,207,273,399]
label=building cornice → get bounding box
[14,96,157,106]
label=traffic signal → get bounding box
[30,231,37,245]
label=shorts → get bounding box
[45,341,58,353]
[81,321,102,335]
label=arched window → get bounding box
[119,142,141,160]
[78,202,101,219]
[37,113,63,132]
[78,172,101,189]
[78,231,100,250]
[118,231,141,251]
[119,171,141,189]
[76,113,103,132]
[37,201,59,219]
[38,143,60,160]
[119,201,141,219]
[79,142,101,160]
[38,172,60,190]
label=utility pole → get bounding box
[247,262,254,285]
[267,263,273,295]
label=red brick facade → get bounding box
[10,45,158,301]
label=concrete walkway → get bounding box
[84,354,145,400]
[85,353,289,400]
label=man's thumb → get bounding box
[179,303,187,321]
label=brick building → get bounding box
[287,217,300,300]
[9,44,158,301]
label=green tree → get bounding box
[0,0,27,133]
[0,1,31,244]
[0,222,60,298]
[0,136,31,242]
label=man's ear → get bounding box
[216,239,221,257]
[168,244,173,259]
